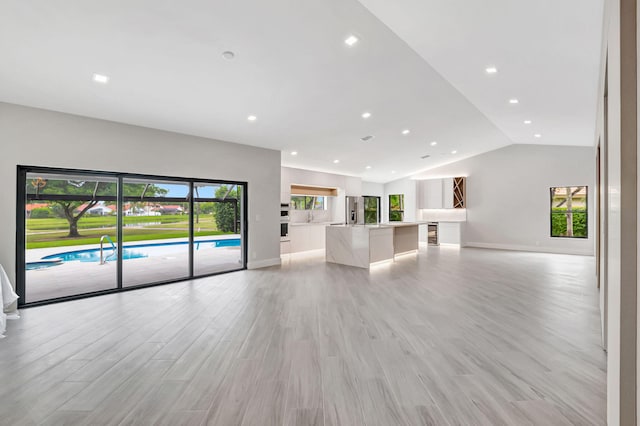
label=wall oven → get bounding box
[280,203,290,220]
[280,203,290,241]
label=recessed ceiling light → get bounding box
[451,150,458,154]
[430,141,438,146]
[333,159,340,164]
[402,129,410,135]
[524,120,532,124]
[222,51,235,60]
[361,112,371,119]
[345,35,359,46]
[391,171,397,174]
[485,66,498,74]
[509,99,519,104]
[290,151,298,156]
[534,134,542,138]
[366,165,372,169]
[92,73,109,84]
[247,115,257,121]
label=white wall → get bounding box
[412,144,595,256]
[0,102,282,289]
[383,178,418,223]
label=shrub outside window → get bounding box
[291,195,325,210]
[389,194,404,222]
[550,186,587,238]
[364,196,380,224]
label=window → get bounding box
[389,194,404,222]
[364,196,380,224]
[291,195,325,210]
[550,186,588,238]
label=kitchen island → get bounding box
[326,222,422,268]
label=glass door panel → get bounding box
[121,178,190,287]
[24,172,118,302]
[193,182,244,275]
[364,196,380,224]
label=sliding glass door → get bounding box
[121,178,191,287]
[193,182,244,275]
[18,166,247,306]
[23,171,119,303]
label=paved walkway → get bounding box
[24,236,242,303]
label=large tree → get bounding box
[29,177,168,237]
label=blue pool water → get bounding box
[29,238,241,269]
[26,260,63,271]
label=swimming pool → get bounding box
[28,238,241,269]
[25,259,63,271]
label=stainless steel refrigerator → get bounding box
[345,196,364,225]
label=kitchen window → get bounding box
[291,195,326,210]
[364,196,381,224]
[550,186,588,238]
[389,194,404,222]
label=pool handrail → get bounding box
[99,235,116,265]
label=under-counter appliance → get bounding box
[427,222,439,245]
[345,196,365,225]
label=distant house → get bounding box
[75,202,114,216]
[104,203,162,216]
[158,205,184,215]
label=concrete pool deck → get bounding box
[24,235,243,303]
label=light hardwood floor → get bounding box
[0,246,606,425]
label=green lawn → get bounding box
[26,214,231,249]
[26,214,195,231]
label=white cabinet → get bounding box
[442,178,454,209]
[418,179,444,209]
[418,178,456,209]
[281,168,291,204]
[289,224,327,253]
[281,192,290,204]
[439,222,461,244]
[417,180,426,208]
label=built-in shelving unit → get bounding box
[418,176,467,210]
[453,177,466,208]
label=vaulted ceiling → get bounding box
[0,0,603,182]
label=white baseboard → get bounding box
[463,242,594,256]
[247,257,282,269]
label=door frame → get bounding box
[17,165,248,307]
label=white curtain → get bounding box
[0,265,19,337]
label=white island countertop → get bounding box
[326,222,423,268]
[289,221,343,227]
[328,221,428,228]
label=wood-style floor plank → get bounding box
[0,246,606,425]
